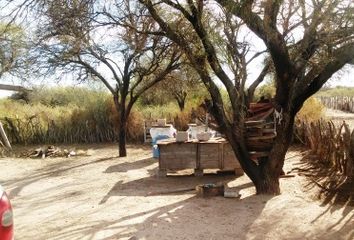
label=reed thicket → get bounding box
[0,86,325,145]
[0,87,197,144]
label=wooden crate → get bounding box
[159,143,197,170]
[223,143,241,170]
[198,143,222,169]
[157,138,243,176]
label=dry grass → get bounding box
[0,87,201,144]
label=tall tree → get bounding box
[139,0,354,194]
[34,0,180,157]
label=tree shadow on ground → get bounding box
[4,156,118,199]
[291,153,354,240]
[99,165,242,204]
[96,156,317,239]
[51,190,273,240]
[104,157,156,173]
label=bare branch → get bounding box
[247,63,270,102]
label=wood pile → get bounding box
[193,101,277,163]
[20,146,92,159]
[296,120,354,177]
[246,102,276,162]
[196,183,225,197]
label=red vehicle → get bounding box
[0,185,13,240]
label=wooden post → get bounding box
[0,122,11,150]
[0,84,26,92]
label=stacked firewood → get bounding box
[194,101,276,162]
[20,146,92,159]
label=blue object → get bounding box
[152,135,169,158]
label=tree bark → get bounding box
[118,118,127,157]
[254,171,280,194]
[114,94,129,157]
[174,91,187,111]
[256,111,295,194]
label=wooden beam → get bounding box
[0,84,26,92]
[0,122,11,150]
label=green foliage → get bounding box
[0,22,27,76]
[137,96,205,131]
[140,68,209,108]
[28,87,108,107]
[254,80,275,101]
[138,102,180,120]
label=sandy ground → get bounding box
[324,108,354,128]
[0,143,353,240]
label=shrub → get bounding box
[296,97,325,122]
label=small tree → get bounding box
[153,66,204,111]
[34,0,180,156]
[140,0,354,194]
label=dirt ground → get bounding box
[325,108,354,128]
[0,143,353,240]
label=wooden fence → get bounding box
[296,119,354,177]
[318,96,354,113]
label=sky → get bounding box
[0,0,353,98]
[1,63,353,99]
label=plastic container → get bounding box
[157,119,166,126]
[224,190,240,198]
[196,132,211,141]
[176,131,188,142]
[152,135,169,158]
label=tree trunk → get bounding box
[254,171,280,194]
[118,118,127,157]
[177,99,185,111]
[255,111,295,194]
[214,101,296,195]
[114,94,129,157]
[174,91,187,111]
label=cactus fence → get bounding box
[296,119,354,177]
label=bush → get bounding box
[254,80,275,101]
[137,100,203,131]
[296,97,325,122]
